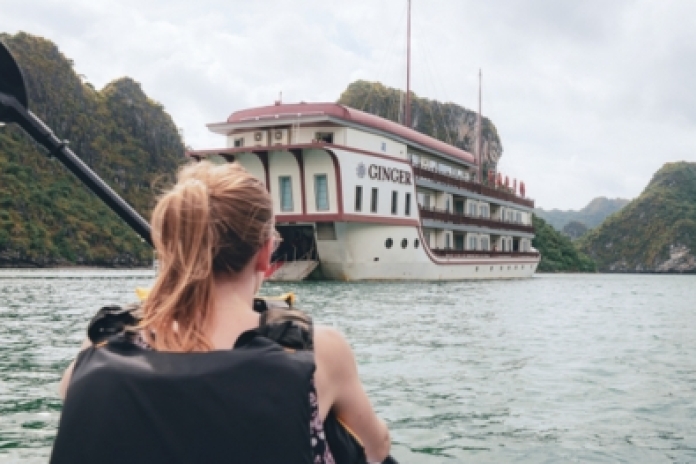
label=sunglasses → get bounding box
[271,230,283,253]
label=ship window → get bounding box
[481,237,489,251]
[391,191,398,215]
[233,137,244,147]
[385,238,393,249]
[414,239,419,248]
[480,204,489,218]
[279,176,293,212]
[370,188,378,213]
[401,239,408,249]
[445,234,451,249]
[445,198,450,212]
[468,202,477,217]
[355,186,363,212]
[314,174,329,211]
[381,142,386,152]
[468,236,478,250]
[405,193,411,216]
[315,132,333,143]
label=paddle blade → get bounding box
[0,41,28,123]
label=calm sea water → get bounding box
[0,270,694,463]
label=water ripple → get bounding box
[0,271,695,462]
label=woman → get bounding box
[53,161,391,464]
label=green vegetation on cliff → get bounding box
[578,162,696,272]
[338,80,503,171]
[532,216,596,272]
[0,32,185,267]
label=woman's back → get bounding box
[55,161,391,463]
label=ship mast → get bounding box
[404,0,411,128]
[476,68,482,183]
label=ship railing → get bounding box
[419,206,535,234]
[431,248,540,258]
[412,165,535,209]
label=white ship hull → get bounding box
[316,223,538,281]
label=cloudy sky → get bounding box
[2,0,695,209]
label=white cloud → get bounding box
[2,0,695,209]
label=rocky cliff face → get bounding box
[577,162,696,273]
[338,80,503,171]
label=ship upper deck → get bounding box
[207,102,476,167]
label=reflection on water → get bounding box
[0,270,694,463]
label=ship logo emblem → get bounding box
[356,162,366,178]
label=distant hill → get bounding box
[532,216,596,272]
[338,80,504,173]
[536,197,630,231]
[0,32,185,267]
[562,220,589,240]
[577,162,696,272]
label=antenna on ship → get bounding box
[476,68,482,184]
[404,0,412,128]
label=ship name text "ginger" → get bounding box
[368,164,412,185]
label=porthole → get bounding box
[385,238,393,249]
[414,239,420,249]
[274,130,283,140]
[254,132,262,141]
[401,238,408,249]
[476,267,479,272]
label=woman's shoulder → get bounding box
[313,326,357,377]
[313,325,349,348]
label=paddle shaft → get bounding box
[0,91,153,246]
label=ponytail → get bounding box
[141,162,273,351]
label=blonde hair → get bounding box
[141,161,273,351]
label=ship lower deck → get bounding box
[273,222,539,281]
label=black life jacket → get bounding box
[53,300,396,464]
[50,329,315,464]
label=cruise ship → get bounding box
[187,102,540,281]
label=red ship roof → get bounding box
[226,102,475,165]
